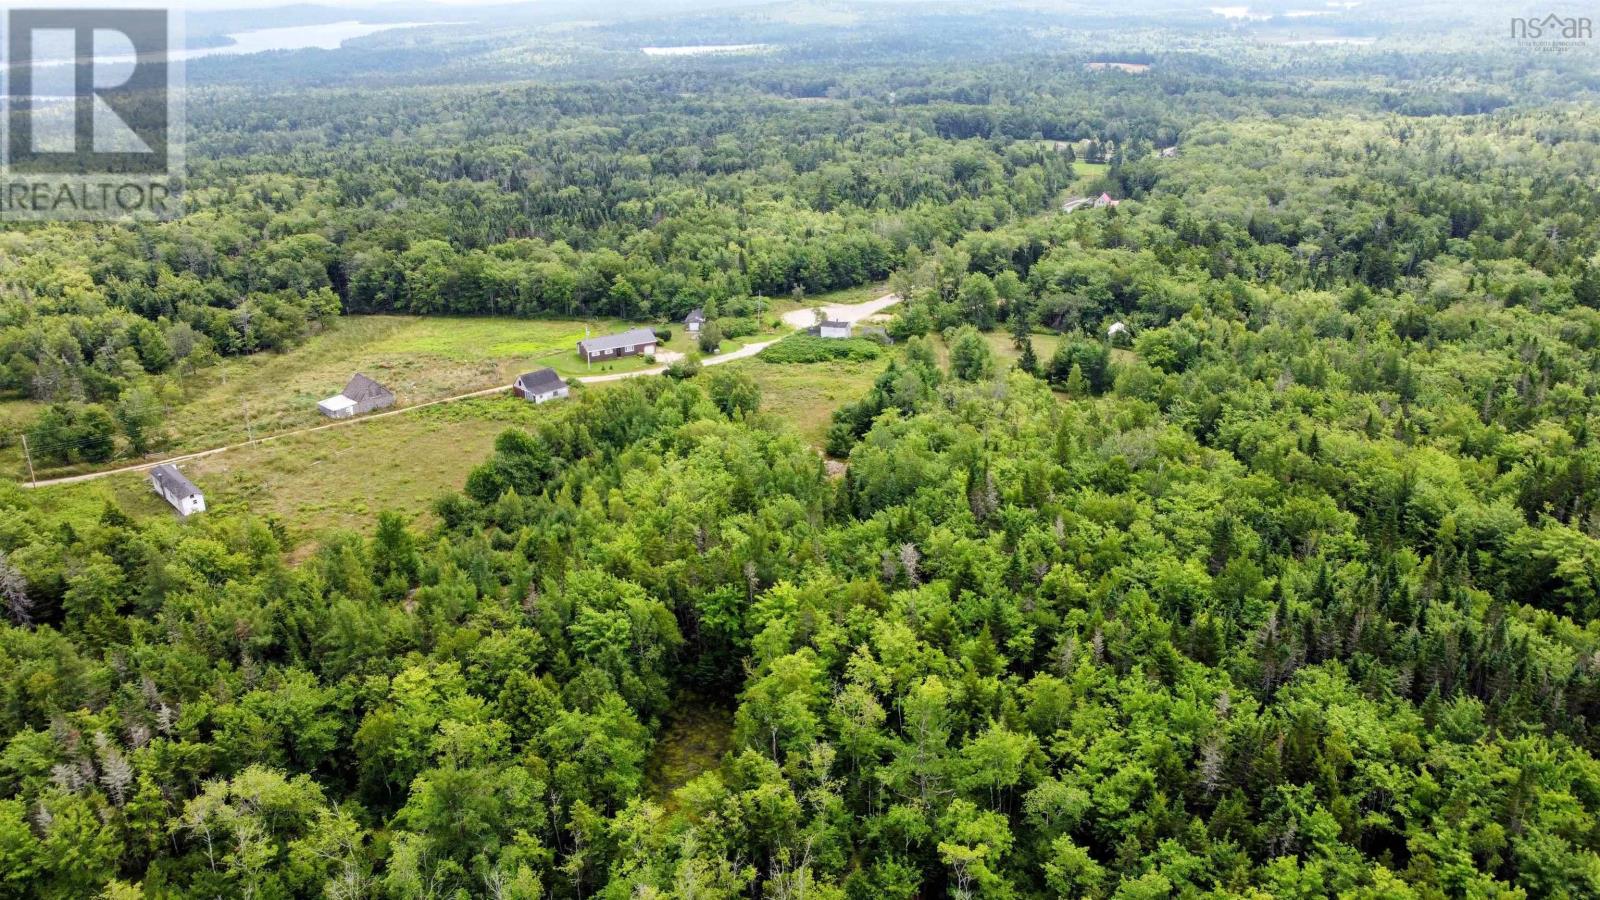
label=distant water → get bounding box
[641,44,771,57]
[43,20,445,66]
[187,20,441,61]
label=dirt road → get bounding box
[779,293,902,330]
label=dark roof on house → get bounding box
[516,368,567,393]
[150,464,200,498]
[343,373,393,402]
[578,328,659,355]
[819,320,850,329]
[685,308,705,324]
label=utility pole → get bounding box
[19,434,35,486]
[242,401,254,442]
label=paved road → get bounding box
[19,293,903,489]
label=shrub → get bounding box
[717,317,760,339]
[759,334,884,364]
[665,356,701,379]
[653,328,673,342]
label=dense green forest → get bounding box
[6,1,1600,896]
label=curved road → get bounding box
[20,294,902,489]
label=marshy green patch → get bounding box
[646,697,735,807]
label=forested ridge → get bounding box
[6,3,1600,896]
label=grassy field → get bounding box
[1071,161,1110,191]
[4,288,896,482]
[8,284,910,542]
[0,398,42,481]
[160,315,677,450]
[5,315,719,481]
[922,330,1065,369]
[727,355,889,448]
[34,349,888,545]
[47,394,548,540]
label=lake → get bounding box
[186,20,444,61]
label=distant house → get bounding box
[684,309,706,334]
[1095,192,1121,208]
[810,320,852,339]
[514,368,570,404]
[1159,146,1179,158]
[319,373,395,419]
[578,327,658,364]
[149,464,205,517]
[1108,320,1132,341]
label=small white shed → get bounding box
[150,464,205,517]
[817,320,853,339]
[317,395,357,418]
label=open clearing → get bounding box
[729,356,888,447]
[34,354,891,540]
[778,292,901,330]
[25,316,1076,547]
[6,311,798,481]
[157,315,689,453]
[44,396,541,537]
[645,698,734,809]
[15,286,906,538]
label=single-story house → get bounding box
[319,374,396,418]
[514,368,570,404]
[1159,146,1179,158]
[684,309,705,334]
[150,464,205,517]
[578,327,658,363]
[1108,320,1131,340]
[1095,192,1120,208]
[810,320,852,339]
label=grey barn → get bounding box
[319,374,396,418]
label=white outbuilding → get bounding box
[514,368,570,404]
[317,395,358,418]
[149,464,205,517]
